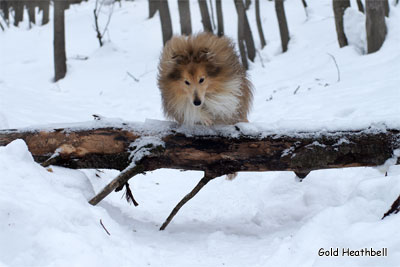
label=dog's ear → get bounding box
[171,54,189,65]
[198,49,216,63]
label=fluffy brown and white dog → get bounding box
[157,32,253,126]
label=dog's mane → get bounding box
[157,32,253,125]
[158,33,245,81]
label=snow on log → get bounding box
[0,120,399,175]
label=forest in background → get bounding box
[0,0,393,81]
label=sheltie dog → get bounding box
[157,32,253,126]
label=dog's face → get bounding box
[167,49,221,108]
[180,63,209,107]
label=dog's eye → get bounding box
[199,78,204,84]
[185,80,190,85]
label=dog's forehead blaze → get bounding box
[183,64,206,80]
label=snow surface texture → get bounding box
[1,0,400,266]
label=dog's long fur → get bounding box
[158,32,253,126]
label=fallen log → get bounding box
[1,119,400,229]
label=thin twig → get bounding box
[160,172,218,230]
[127,71,139,82]
[70,55,89,61]
[301,0,308,19]
[124,182,139,206]
[93,0,114,47]
[382,194,400,219]
[100,219,111,235]
[293,85,300,95]
[93,1,103,47]
[256,49,265,68]
[327,53,340,82]
[101,1,115,38]
[96,0,105,17]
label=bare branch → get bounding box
[327,53,340,82]
[160,172,218,230]
[100,219,111,235]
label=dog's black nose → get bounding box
[193,99,202,106]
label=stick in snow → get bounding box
[160,171,218,230]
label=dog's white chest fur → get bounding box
[179,79,243,126]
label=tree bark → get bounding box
[255,0,266,49]
[198,0,212,32]
[366,0,387,54]
[27,0,36,27]
[209,0,216,30]
[238,35,248,70]
[275,0,290,52]
[236,1,247,69]
[13,0,24,26]
[234,0,256,62]
[356,0,364,13]
[383,0,389,17]
[245,0,251,10]
[158,0,172,46]
[216,0,223,36]
[148,0,158,18]
[333,0,350,48]
[178,0,192,35]
[1,122,399,175]
[40,0,50,25]
[301,0,309,18]
[54,0,67,82]
[1,0,9,22]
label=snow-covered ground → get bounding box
[1,0,400,266]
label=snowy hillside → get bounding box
[1,0,400,266]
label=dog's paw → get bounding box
[202,117,213,126]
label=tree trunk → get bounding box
[333,0,350,48]
[255,0,266,48]
[245,0,251,10]
[178,0,192,35]
[275,0,290,52]
[301,0,309,18]
[383,0,389,17]
[13,0,24,26]
[356,0,364,13]
[54,0,67,82]
[27,1,36,27]
[234,0,256,62]
[209,0,216,30]
[216,0,224,36]
[158,0,172,46]
[40,0,50,25]
[148,0,158,18]
[198,0,212,32]
[238,35,248,70]
[366,0,387,54]
[1,0,9,22]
